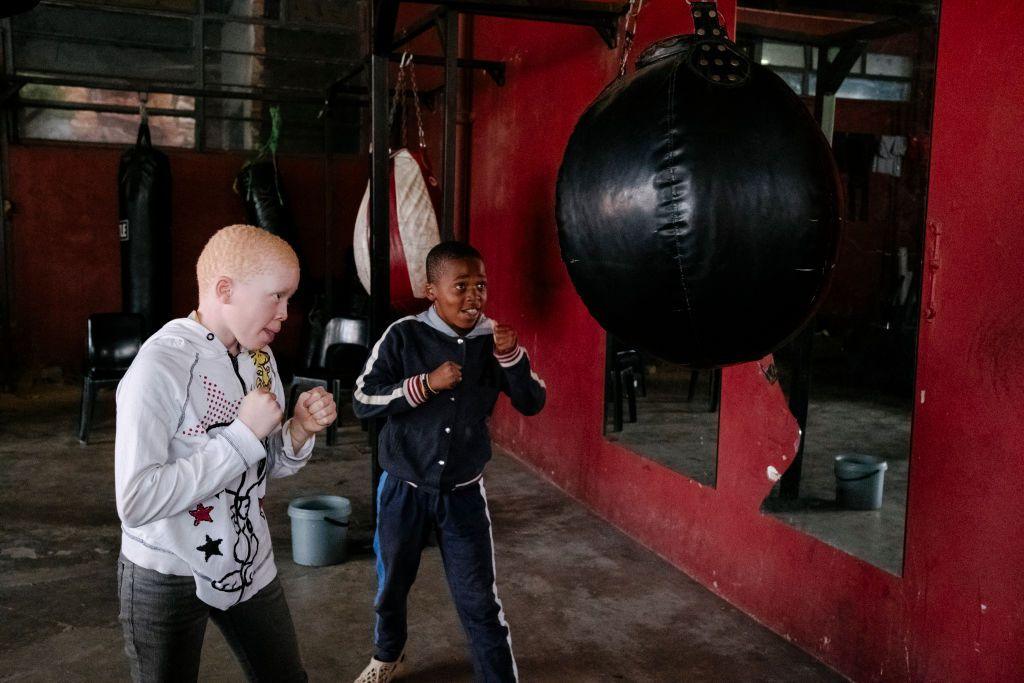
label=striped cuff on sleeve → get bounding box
[404,374,430,407]
[494,345,525,368]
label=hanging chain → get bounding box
[387,51,412,132]
[386,52,426,150]
[618,0,646,77]
[405,56,427,149]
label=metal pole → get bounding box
[194,1,206,150]
[369,0,398,522]
[0,18,13,390]
[441,9,459,241]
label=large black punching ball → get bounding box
[119,120,172,333]
[556,2,842,368]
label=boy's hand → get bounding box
[492,321,518,355]
[237,387,283,439]
[292,387,337,436]
[427,361,462,391]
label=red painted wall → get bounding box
[466,1,1024,680]
[8,143,367,378]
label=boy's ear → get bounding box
[214,276,233,303]
[424,281,437,302]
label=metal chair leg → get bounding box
[611,367,624,432]
[326,379,343,446]
[687,370,700,402]
[78,377,96,444]
[623,369,637,423]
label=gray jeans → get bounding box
[117,555,307,682]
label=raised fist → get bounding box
[427,361,462,392]
[293,386,337,435]
[236,387,283,439]
[492,321,518,355]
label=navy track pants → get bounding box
[372,471,517,682]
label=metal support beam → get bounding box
[402,0,628,28]
[373,0,401,57]
[10,74,331,106]
[394,53,505,86]
[392,6,444,50]
[324,54,505,112]
[16,99,193,117]
[441,9,458,241]
[369,50,390,523]
[368,0,399,523]
[817,41,869,97]
[194,0,205,151]
[389,0,628,50]
[738,15,931,48]
[737,0,936,19]
[0,19,13,390]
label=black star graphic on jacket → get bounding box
[197,535,223,562]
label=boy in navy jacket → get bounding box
[353,241,545,682]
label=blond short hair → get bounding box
[196,224,299,292]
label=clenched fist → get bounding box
[237,387,283,439]
[292,386,337,435]
[492,321,518,355]
[427,361,462,392]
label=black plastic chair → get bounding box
[607,343,646,433]
[79,313,144,443]
[287,317,369,446]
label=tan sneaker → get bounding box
[354,653,405,683]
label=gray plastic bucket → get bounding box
[287,495,351,566]
[834,454,888,510]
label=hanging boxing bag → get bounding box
[236,158,293,240]
[119,120,172,334]
[556,1,842,368]
[234,107,294,243]
[353,146,442,314]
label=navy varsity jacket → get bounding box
[353,306,546,491]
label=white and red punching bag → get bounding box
[353,146,442,314]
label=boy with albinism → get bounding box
[114,224,336,681]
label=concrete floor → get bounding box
[608,359,910,575]
[0,384,841,682]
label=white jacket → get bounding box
[115,313,313,609]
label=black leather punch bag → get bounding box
[236,158,293,240]
[556,1,842,368]
[234,107,294,243]
[119,120,172,334]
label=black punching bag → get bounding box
[234,106,293,243]
[556,2,842,368]
[119,120,172,333]
[235,158,293,240]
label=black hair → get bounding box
[425,241,483,283]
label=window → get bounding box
[17,85,196,148]
[756,39,914,102]
[6,1,366,153]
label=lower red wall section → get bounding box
[468,1,1024,680]
[8,143,366,378]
